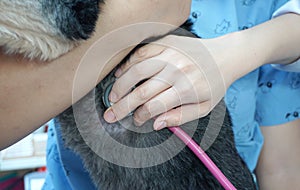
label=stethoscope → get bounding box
[102,80,136,116]
[102,80,237,190]
[102,82,114,108]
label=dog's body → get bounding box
[0,1,256,189]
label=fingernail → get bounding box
[115,68,122,77]
[154,121,167,131]
[104,109,116,122]
[109,91,117,102]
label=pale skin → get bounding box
[0,0,191,150]
[104,13,300,189]
[257,119,300,190]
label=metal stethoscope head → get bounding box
[102,82,114,109]
[102,81,134,116]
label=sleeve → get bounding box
[272,0,300,18]
[271,0,300,72]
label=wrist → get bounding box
[202,31,264,88]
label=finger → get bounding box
[115,43,166,78]
[133,87,180,126]
[109,55,166,103]
[133,66,208,126]
[105,75,171,123]
[133,83,205,126]
[153,101,212,130]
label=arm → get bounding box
[257,119,300,189]
[207,13,300,86]
[0,0,191,150]
[103,13,300,129]
[271,0,300,72]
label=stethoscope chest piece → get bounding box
[102,80,135,116]
[102,83,114,108]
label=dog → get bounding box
[0,1,256,189]
[0,0,102,60]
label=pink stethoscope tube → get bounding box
[168,126,237,190]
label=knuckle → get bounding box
[141,103,151,114]
[133,112,143,124]
[179,85,190,95]
[180,64,194,74]
[118,64,126,73]
[135,86,148,102]
[136,104,151,121]
[126,47,147,69]
[135,46,147,58]
[177,85,193,101]
[178,80,207,102]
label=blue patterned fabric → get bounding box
[256,65,300,125]
[42,120,96,190]
[190,0,300,172]
[43,0,300,188]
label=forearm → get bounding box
[0,35,131,150]
[0,0,191,149]
[245,13,300,66]
[205,13,300,87]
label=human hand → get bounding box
[103,35,230,130]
